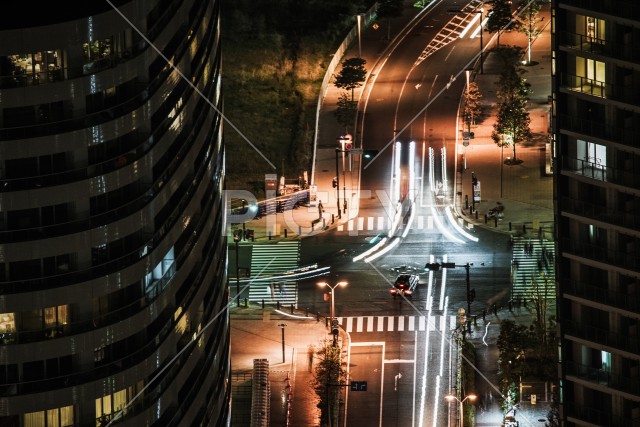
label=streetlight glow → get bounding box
[445,394,477,427]
[317,280,348,344]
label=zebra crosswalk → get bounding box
[336,315,457,334]
[337,215,436,233]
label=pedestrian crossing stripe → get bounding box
[337,215,436,232]
[336,315,456,333]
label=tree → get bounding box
[463,81,483,126]
[516,0,543,64]
[376,0,404,40]
[334,57,367,101]
[485,0,513,47]
[334,92,358,132]
[312,340,346,427]
[491,49,532,163]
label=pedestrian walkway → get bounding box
[337,314,457,333]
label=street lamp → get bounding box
[356,13,363,58]
[278,323,287,364]
[475,8,485,74]
[424,262,474,317]
[317,280,348,343]
[445,393,477,427]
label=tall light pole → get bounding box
[478,8,484,74]
[317,280,348,344]
[334,148,341,219]
[356,14,363,58]
[278,323,287,364]
[445,394,477,427]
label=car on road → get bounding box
[390,274,419,297]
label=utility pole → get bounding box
[335,148,341,219]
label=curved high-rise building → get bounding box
[0,0,229,425]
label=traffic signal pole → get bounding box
[464,262,471,316]
[335,148,341,219]
[424,261,473,316]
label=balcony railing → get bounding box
[564,318,640,355]
[564,360,640,396]
[556,112,640,148]
[558,0,640,21]
[560,73,640,107]
[559,195,640,232]
[562,237,640,272]
[558,31,640,64]
[559,156,640,190]
[564,402,640,427]
[562,277,640,315]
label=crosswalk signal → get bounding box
[233,229,242,242]
[331,319,339,335]
[246,229,254,242]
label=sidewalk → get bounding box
[230,2,555,426]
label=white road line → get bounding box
[346,317,353,332]
[367,216,374,230]
[387,316,395,332]
[418,215,424,229]
[367,316,374,332]
[419,316,426,331]
[348,219,354,231]
[377,316,384,332]
[408,316,415,331]
[358,217,364,230]
[356,316,364,333]
[377,216,385,230]
[397,316,405,331]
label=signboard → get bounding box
[350,381,368,391]
[265,174,277,192]
[473,181,481,202]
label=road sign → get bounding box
[350,381,367,391]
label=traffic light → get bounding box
[233,229,242,242]
[331,319,339,336]
[332,177,338,188]
[245,229,254,241]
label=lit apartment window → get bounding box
[95,384,142,425]
[24,405,74,427]
[0,312,15,333]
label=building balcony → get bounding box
[564,319,640,356]
[558,30,640,64]
[559,73,640,108]
[559,155,640,191]
[562,277,640,314]
[560,195,640,233]
[562,237,640,273]
[564,402,640,427]
[564,360,640,396]
[556,112,640,148]
[558,0,640,21]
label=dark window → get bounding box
[7,208,39,229]
[5,157,37,179]
[3,105,34,127]
[9,259,41,280]
[23,360,44,382]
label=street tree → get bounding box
[312,340,346,427]
[485,0,513,47]
[334,57,367,101]
[376,0,404,40]
[516,0,543,64]
[334,92,358,132]
[491,51,532,164]
[463,81,483,126]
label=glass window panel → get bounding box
[0,313,15,333]
[113,389,127,412]
[47,409,60,427]
[24,411,45,427]
[44,307,57,327]
[60,405,74,427]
